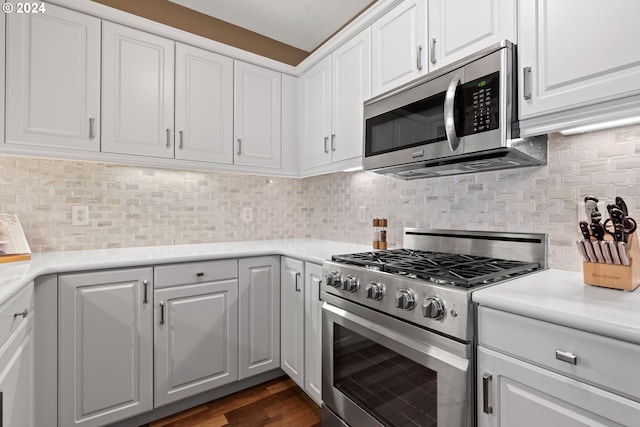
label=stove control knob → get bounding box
[342,275,360,292]
[395,289,417,310]
[325,271,343,288]
[365,282,385,300]
[422,297,446,320]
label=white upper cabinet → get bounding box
[428,0,515,70]
[102,22,175,158]
[6,4,101,151]
[518,0,640,120]
[175,43,234,164]
[234,60,282,169]
[331,28,371,163]
[301,56,332,170]
[372,0,427,96]
[301,28,371,173]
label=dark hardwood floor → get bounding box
[143,376,321,427]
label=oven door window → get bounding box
[333,324,437,427]
[365,92,447,157]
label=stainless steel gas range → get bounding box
[321,229,547,427]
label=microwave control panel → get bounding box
[461,72,500,136]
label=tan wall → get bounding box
[92,0,309,65]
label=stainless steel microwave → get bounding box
[363,40,547,179]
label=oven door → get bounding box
[322,298,472,427]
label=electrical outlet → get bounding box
[242,206,253,222]
[358,206,367,223]
[72,206,89,226]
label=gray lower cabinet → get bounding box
[58,268,154,427]
[280,257,304,387]
[303,262,323,405]
[238,256,281,380]
[0,282,34,427]
[153,260,239,407]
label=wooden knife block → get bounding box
[583,233,640,291]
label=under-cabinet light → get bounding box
[559,115,640,135]
[343,166,363,172]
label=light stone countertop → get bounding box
[472,269,640,345]
[0,238,372,306]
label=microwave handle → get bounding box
[444,74,461,152]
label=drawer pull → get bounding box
[14,309,28,319]
[196,272,204,277]
[555,349,577,365]
[482,373,493,414]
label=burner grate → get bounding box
[332,249,539,288]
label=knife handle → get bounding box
[599,241,613,264]
[618,242,630,266]
[576,240,590,262]
[591,241,605,263]
[584,241,597,263]
[608,240,622,265]
[579,221,591,241]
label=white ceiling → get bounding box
[168,0,374,52]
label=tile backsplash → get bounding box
[1,124,639,271]
[0,158,309,251]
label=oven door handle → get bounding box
[444,74,461,152]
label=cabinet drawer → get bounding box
[478,306,640,401]
[154,259,237,289]
[0,282,34,349]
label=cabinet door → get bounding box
[154,280,238,407]
[371,0,427,96]
[518,0,640,119]
[102,22,175,158]
[6,3,100,151]
[280,257,304,387]
[239,257,281,380]
[234,61,282,169]
[59,268,153,427]
[428,0,515,70]
[175,43,233,164]
[477,346,640,427]
[331,28,371,163]
[303,262,323,405]
[300,56,332,170]
[0,313,34,427]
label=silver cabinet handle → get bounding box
[295,272,301,292]
[13,309,28,319]
[159,302,165,325]
[430,38,437,65]
[179,130,184,150]
[324,136,329,153]
[417,45,423,70]
[196,272,204,277]
[237,138,242,155]
[143,280,148,304]
[331,134,336,151]
[444,74,461,152]
[89,117,95,140]
[318,280,322,301]
[166,129,171,148]
[482,373,493,414]
[555,349,577,365]
[523,66,532,100]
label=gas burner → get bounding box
[332,249,540,289]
